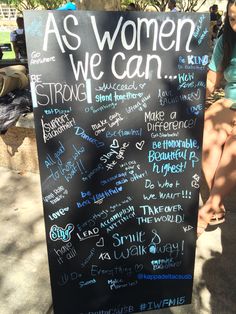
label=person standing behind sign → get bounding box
[210,4,223,47]
[197,0,236,237]
[210,4,221,22]
[10,17,27,61]
[126,3,137,11]
[168,0,179,12]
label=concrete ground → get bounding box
[0,166,235,314]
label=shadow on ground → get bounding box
[0,167,52,314]
[1,167,236,314]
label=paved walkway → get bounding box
[0,166,235,314]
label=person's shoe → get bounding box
[209,213,225,225]
[197,205,214,238]
[209,206,226,225]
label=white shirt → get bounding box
[10,28,27,59]
[10,28,24,42]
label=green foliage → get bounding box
[149,0,169,12]
[178,0,208,12]
[0,0,209,13]
[121,0,208,12]
[38,0,66,10]
[0,0,39,12]
[0,0,66,12]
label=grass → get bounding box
[0,31,15,59]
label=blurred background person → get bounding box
[209,4,223,48]
[168,0,178,12]
[10,16,27,61]
[126,2,137,11]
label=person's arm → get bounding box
[11,41,20,60]
[206,35,224,98]
[206,69,223,98]
[10,31,19,60]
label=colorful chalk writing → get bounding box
[24,10,208,314]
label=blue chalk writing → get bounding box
[100,172,127,185]
[79,278,96,289]
[106,128,142,138]
[148,149,188,162]
[152,161,187,176]
[138,296,186,311]
[85,102,118,114]
[114,91,143,103]
[151,258,182,270]
[74,126,104,147]
[82,164,103,181]
[76,186,123,208]
[50,223,74,242]
[25,18,43,37]
[44,107,72,115]
[152,138,199,149]
[137,273,192,280]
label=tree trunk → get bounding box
[76,0,121,11]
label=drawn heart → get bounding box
[193,89,200,100]
[135,264,144,272]
[96,237,104,247]
[96,141,105,148]
[110,139,119,149]
[136,140,145,150]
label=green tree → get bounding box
[77,0,120,10]
[178,0,208,12]
[0,0,39,11]
[122,0,208,12]
[0,0,65,12]
[149,0,169,12]
[38,0,65,10]
[0,0,122,12]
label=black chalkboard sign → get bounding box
[24,10,209,314]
